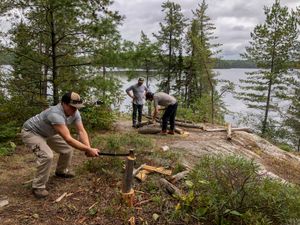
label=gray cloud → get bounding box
[111,0,299,59]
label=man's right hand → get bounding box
[86,148,100,157]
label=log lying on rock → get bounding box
[205,127,252,133]
[142,114,203,129]
[159,178,183,197]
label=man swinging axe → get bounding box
[21,92,100,199]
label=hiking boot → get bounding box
[167,130,175,135]
[32,188,49,199]
[160,130,167,135]
[55,169,75,178]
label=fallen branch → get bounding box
[159,178,183,197]
[134,199,152,207]
[205,127,252,133]
[170,170,190,183]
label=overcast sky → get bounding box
[111,0,299,59]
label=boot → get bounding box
[160,130,167,135]
[32,188,49,199]
[167,130,175,135]
[55,169,75,178]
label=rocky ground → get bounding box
[1,119,300,225]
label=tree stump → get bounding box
[122,150,135,206]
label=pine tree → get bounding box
[239,0,298,135]
[0,0,122,105]
[153,1,187,94]
[185,0,221,123]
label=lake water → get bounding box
[118,69,257,126]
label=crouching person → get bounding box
[21,92,99,199]
[145,92,178,135]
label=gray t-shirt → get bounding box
[153,92,177,107]
[23,103,82,137]
[126,83,148,105]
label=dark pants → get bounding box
[132,103,143,126]
[162,102,178,131]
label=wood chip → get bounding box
[135,169,150,181]
[54,192,67,203]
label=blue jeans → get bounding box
[132,103,143,126]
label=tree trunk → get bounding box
[50,9,58,105]
[262,78,272,135]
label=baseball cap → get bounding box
[138,77,144,82]
[61,92,85,109]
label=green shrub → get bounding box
[81,105,115,130]
[174,155,300,225]
[0,122,19,142]
[0,141,16,156]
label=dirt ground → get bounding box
[1,119,300,225]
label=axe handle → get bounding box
[97,151,130,157]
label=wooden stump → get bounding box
[122,150,135,206]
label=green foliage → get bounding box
[174,155,300,224]
[239,0,298,134]
[81,105,115,131]
[0,121,19,142]
[177,94,224,123]
[0,141,16,156]
[154,0,187,93]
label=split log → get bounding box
[227,123,232,140]
[133,164,146,176]
[142,165,172,176]
[170,170,190,183]
[135,169,150,181]
[205,127,252,133]
[159,178,183,197]
[122,150,136,206]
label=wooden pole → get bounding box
[122,150,135,207]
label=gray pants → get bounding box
[21,129,73,189]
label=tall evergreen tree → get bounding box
[239,0,298,135]
[185,0,221,123]
[153,1,187,94]
[136,31,158,88]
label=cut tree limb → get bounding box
[227,123,232,140]
[170,170,190,183]
[159,178,183,197]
